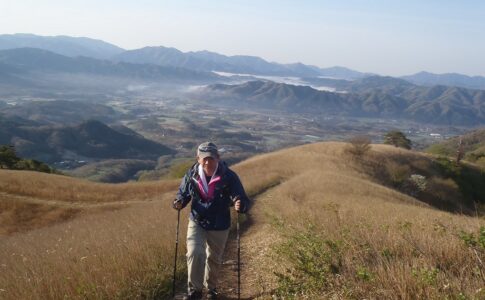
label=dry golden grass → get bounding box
[0,169,180,235]
[232,142,485,299]
[0,142,484,299]
[0,196,80,235]
[0,169,179,203]
[0,195,189,299]
[0,155,285,299]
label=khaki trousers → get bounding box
[186,219,230,292]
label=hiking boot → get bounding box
[183,290,202,300]
[206,288,219,300]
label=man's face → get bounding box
[197,156,219,176]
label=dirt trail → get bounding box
[216,193,279,299]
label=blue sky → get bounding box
[1,0,484,76]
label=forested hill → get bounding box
[203,79,485,125]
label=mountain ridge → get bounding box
[0,33,125,59]
[402,71,485,90]
[3,34,485,89]
[202,79,485,125]
[0,118,173,163]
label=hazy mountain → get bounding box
[113,46,302,76]
[204,80,337,110]
[401,86,485,125]
[318,66,371,80]
[345,76,415,94]
[402,71,485,90]
[0,48,220,94]
[0,100,124,125]
[0,118,173,163]
[0,33,125,59]
[207,80,415,118]
[0,48,218,81]
[113,46,366,79]
[202,79,485,125]
[0,34,369,79]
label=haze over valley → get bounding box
[1,33,484,182]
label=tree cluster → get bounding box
[0,145,53,173]
[383,131,412,149]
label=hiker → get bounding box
[173,142,250,300]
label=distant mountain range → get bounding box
[1,34,485,127]
[0,34,369,80]
[202,79,485,126]
[0,33,124,59]
[2,34,485,88]
[0,47,219,83]
[401,71,485,90]
[113,46,369,79]
[0,117,173,163]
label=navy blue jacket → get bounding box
[176,161,250,230]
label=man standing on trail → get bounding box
[173,142,250,300]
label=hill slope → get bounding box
[0,142,483,299]
[0,100,123,125]
[0,119,173,163]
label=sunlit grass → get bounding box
[0,142,484,299]
[0,169,179,203]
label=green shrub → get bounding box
[433,157,485,210]
[356,266,373,282]
[459,226,485,249]
[273,226,342,298]
[169,160,195,178]
[412,267,439,286]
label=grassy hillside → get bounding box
[0,142,484,299]
[1,119,174,163]
[68,159,157,183]
[237,142,484,299]
[0,170,179,234]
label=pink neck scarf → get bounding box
[197,163,221,203]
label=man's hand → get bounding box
[173,199,183,210]
[234,198,241,212]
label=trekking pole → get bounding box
[236,210,241,300]
[232,196,242,300]
[172,208,181,298]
